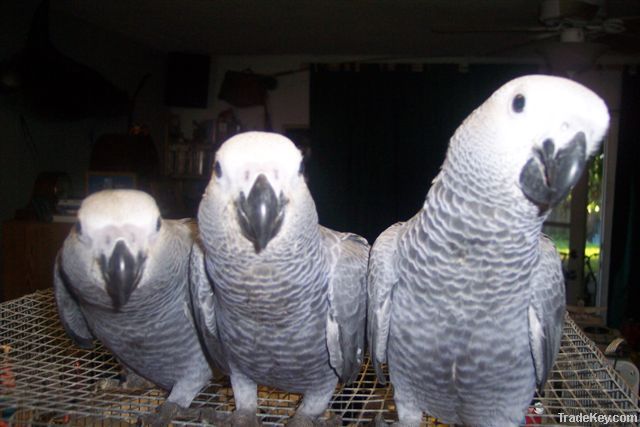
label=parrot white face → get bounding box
[208,131,306,253]
[76,189,162,309]
[456,75,610,212]
[484,75,609,156]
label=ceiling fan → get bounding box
[434,0,640,75]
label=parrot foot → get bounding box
[197,407,229,425]
[372,413,389,427]
[138,401,209,427]
[371,413,407,427]
[219,410,262,427]
[95,371,155,393]
[139,401,180,427]
[287,413,342,427]
[94,378,120,392]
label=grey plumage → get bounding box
[190,132,368,424]
[54,190,212,425]
[368,75,609,426]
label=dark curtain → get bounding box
[608,67,640,328]
[309,64,538,243]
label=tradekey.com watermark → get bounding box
[558,412,639,424]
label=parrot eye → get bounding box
[156,217,161,231]
[512,94,526,113]
[214,161,222,178]
[298,160,305,175]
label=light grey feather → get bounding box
[367,221,404,384]
[189,239,228,373]
[322,228,369,383]
[529,235,565,388]
[53,254,94,349]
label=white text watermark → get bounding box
[558,412,639,425]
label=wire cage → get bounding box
[1,290,638,426]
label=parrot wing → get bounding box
[53,253,94,349]
[189,240,228,373]
[528,235,566,389]
[322,227,370,384]
[367,221,405,384]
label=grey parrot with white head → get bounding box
[54,189,213,426]
[190,131,369,426]
[368,75,609,426]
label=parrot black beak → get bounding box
[519,131,587,214]
[99,241,145,310]
[236,174,287,253]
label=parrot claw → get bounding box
[371,413,418,427]
[139,401,180,427]
[371,413,399,427]
[317,413,343,427]
[197,407,229,425]
[138,402,206,427]
[287,413,342,427]
[219,410,262,427]
[372,413,389,427]
[95,371,154,393]
[94,378,120,392]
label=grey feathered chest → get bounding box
[78,273,206,391]
[388,179,543,423]
[206,235,337,392]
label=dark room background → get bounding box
[608,66,640,329]
[309,63,538,243]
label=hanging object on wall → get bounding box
[218,69,277,107]
[14,171,72,221]
[214,109,241,146]
[218,69,278,131]
[89,134,159,178]
[164,52,210,108]
[0,1,132,120]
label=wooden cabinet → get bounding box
[164,143,216,179]
[1,220,72,301]
[160,112,218,217]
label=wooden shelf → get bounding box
[164,142,215,180]
[2,220,73,301]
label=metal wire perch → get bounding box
[1,290,639,426]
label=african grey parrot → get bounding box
[368,75,610,426]
[54,189,213,426]
[190,132,369,426]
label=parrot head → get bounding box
[459,75,609,213]
[76,190,162,310]
[208,131,306,253]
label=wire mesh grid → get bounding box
[1,290,638,426]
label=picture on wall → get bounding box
[86,171,137,195]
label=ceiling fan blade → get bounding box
[431,25,559,34]
[480,32,559,56]
[595,32,640,53]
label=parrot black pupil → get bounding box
[512,94,526,113]
[156,217,161,231]
[214,161,222,178]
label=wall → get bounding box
[170,55,312,138]
[171,55,392,138]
